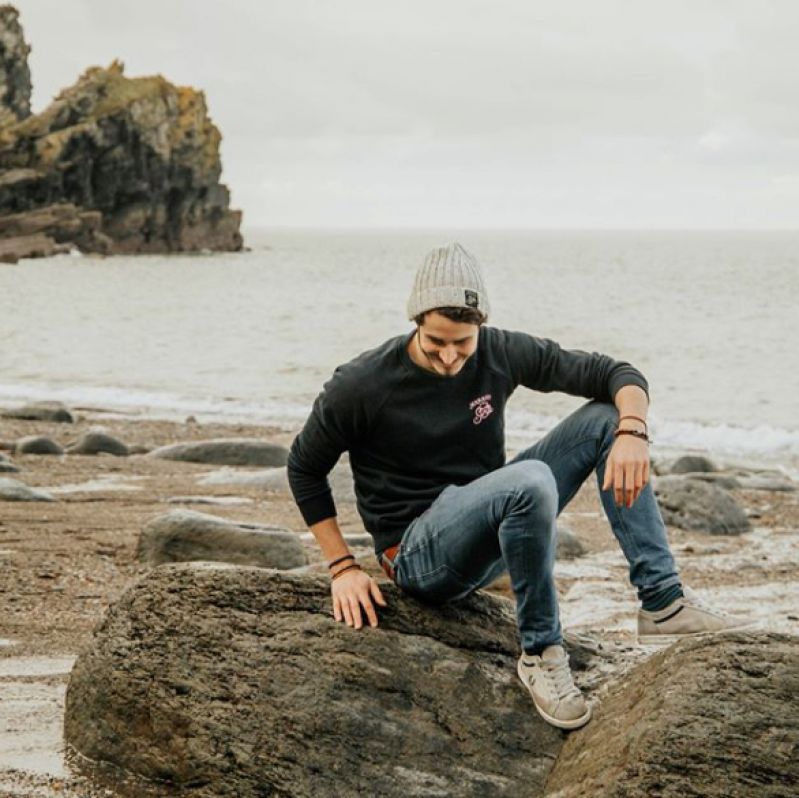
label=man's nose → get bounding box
[440,347,458,365]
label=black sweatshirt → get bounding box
[287,326,648,555]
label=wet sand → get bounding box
[0,410,797,796]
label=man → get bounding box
[287,242,749,730]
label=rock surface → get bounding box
[654,475,751,535]
[137,509,306,569]
[0,5,30,128]
[556,525,586,559]
[149,438,288,467]
[0,476,53,501]
[544,633,798,797]
[65,430,129,456]
[0,399,74,422]
[0,11,242,256]
[669,454,718,474]
[15,435,63,455]
[65,564,584,798]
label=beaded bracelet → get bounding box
[328,554,355,570]
[331,562,362,581]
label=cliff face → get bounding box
[0,9,242,261]
[0,5,30,127]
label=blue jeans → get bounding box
[389,400,680,652]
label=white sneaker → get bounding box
[638,586,756,646]
[516,645,591,730]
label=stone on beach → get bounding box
[65,430,129,457]
[0,477,54,501]
[200,463,356,503]
[654,475,751,535]
[0,452,20,472]
[669,454,718,474]
[0,400,74,423]
[137,509,306,569]
[679,471,742,490]
[544,632,798,798]
[148,438,288,467]
[64,564,572,797]
[14,435,63,455]
[556,525,586,559]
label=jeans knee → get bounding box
[505,461,558,516]
[581,401,618,437]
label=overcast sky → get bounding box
[13,1,799,228]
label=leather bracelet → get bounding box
[614,428,652,444]
[619,414,647,431]
[328,554,355,570]
[331,562,362,581]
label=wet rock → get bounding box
[65,431,129,457]
[202,463,356,503]
[544,632,798,798]
[556,525,586,559]
[148,438,288,467]
[0,400,74,422]
[65,564,597,797]
[654,475,751,535]
[669,454,718,474]
[15,435,63,455]
[137,509,306,569]
[0,477,54,501]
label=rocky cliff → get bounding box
[0,7,242,262]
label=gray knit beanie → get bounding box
[406,242,490,321]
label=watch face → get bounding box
[464,289,479,308]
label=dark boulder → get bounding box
[65,430,129,456]
[544,632,799,797]
[669,454,718,474]
[654,475,751,535]
[0,400,74,422]
[15,435,63,455]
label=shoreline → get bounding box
[0,407,797,796]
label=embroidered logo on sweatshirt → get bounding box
[469,393,494,425]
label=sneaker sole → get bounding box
[516,661,592,731]
[637,621,758,647]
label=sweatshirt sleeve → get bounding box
[500,330,649,401]
[287,367,370,528]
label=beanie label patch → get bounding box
[464,290,479,308]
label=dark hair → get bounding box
[413,306,487,326]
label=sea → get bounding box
[1,228,797,475]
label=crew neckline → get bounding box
[399,327,481,382]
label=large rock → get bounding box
[0,400,73,422]
[0,6,31,128]
[15,435,63,455]
[555,525,586,560]
[137,509,306,569]
[149,438,288,467]
[0,36,242,254]
[65,430,129,456]
[654,475,751,535]
[544,633,798,797]
[65,564,594,797]
[201,463,356,503]
[0,476,53,501]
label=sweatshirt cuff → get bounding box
[296,491,337,528]
[608,370,649,400]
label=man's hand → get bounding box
[601,434,650,508]
[331,568,387,629]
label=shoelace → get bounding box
[541,655,581,701]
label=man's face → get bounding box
[416,311,480,377]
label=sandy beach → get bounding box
[0,409,797,796]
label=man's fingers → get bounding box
[361,593,379,628]
[642,458,650,486]
[602,459,613,491]
[633,462,644,504]
[625,463,636,507]
[614,464,624,505]
[340,597,354,627]
[348,595,363,629]
[332,595,342,622]
[370,580,388,607]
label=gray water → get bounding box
[1,228,797,465]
